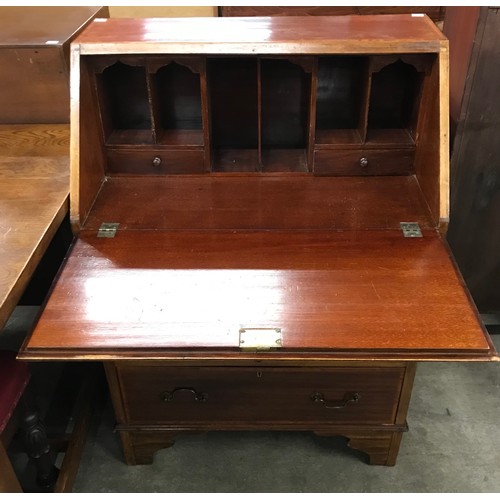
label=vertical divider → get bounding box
[307,58,318,172]
[359,58,372,144]
[145,61,158,144]
[200,57,211,172]
[257,57,263,171]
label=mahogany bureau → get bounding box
[20,15,497,467]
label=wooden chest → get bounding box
[20,15,497,467]
[0,6,108,124]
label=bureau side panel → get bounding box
[70,49,106,231]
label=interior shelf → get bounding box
[106,129,155,146]
[209,58,259,156]
[92,53,428,174]
[212,149,260,173]
[315,129,363,148]
[364,129,415,147]
[157,129,204,148]
[97,61,154,145]
[152,61,203,146]
[261,149,308,173]
[367,58,423,143]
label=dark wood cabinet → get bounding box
[445,7,500,314]
[219,6,446,23]
[20,15,496,468]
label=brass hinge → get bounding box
[400,222,422,238]
[97,222,119,238]
[239,328,282,351]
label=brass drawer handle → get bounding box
[161,387,208,403]
[152,156,162,167]
[311,391,360,409]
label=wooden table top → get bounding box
[0,7,107,47]
[0,125,70,331]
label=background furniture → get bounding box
[0,125,70,332]
[0,351,31,493]
[0,7,109,491]
[444,7,500,316]
[0,6,108,124]
[219,6,446,26]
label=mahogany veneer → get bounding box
[20,15,496,468]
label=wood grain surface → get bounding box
[0,7,108,124]
[0,125,70,331]
[0,7,108,47]
[83,175,434,231]
[22,229,493,360]
[74,15,445,55]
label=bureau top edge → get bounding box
[72,14,447,56]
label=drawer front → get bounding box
[313,149,414,176]
[106,149,205,175]
[117,366,404,425]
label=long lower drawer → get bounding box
[115,365,405,425]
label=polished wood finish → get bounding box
[220,7,446,23]
[106,360,415,466]
[106,149,204,175]
[69,17,450,228]
[73,16,446,55]
[116,365,404,423]
[83,175,434,231]
[313,148,414,176]
[413,50,446,226]
[70,52,107,232]
[0,7,108,124]
[0,125,69,332]
[23,229,492,360]
[21,16,497,469]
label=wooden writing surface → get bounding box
[23,229,493,360]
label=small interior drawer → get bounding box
[116,365,405,425]
[313,148,415,176]
[106,149,205,175]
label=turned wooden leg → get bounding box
[21,406,59,489]
[119,430,177,465]
[345,431,403,466]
